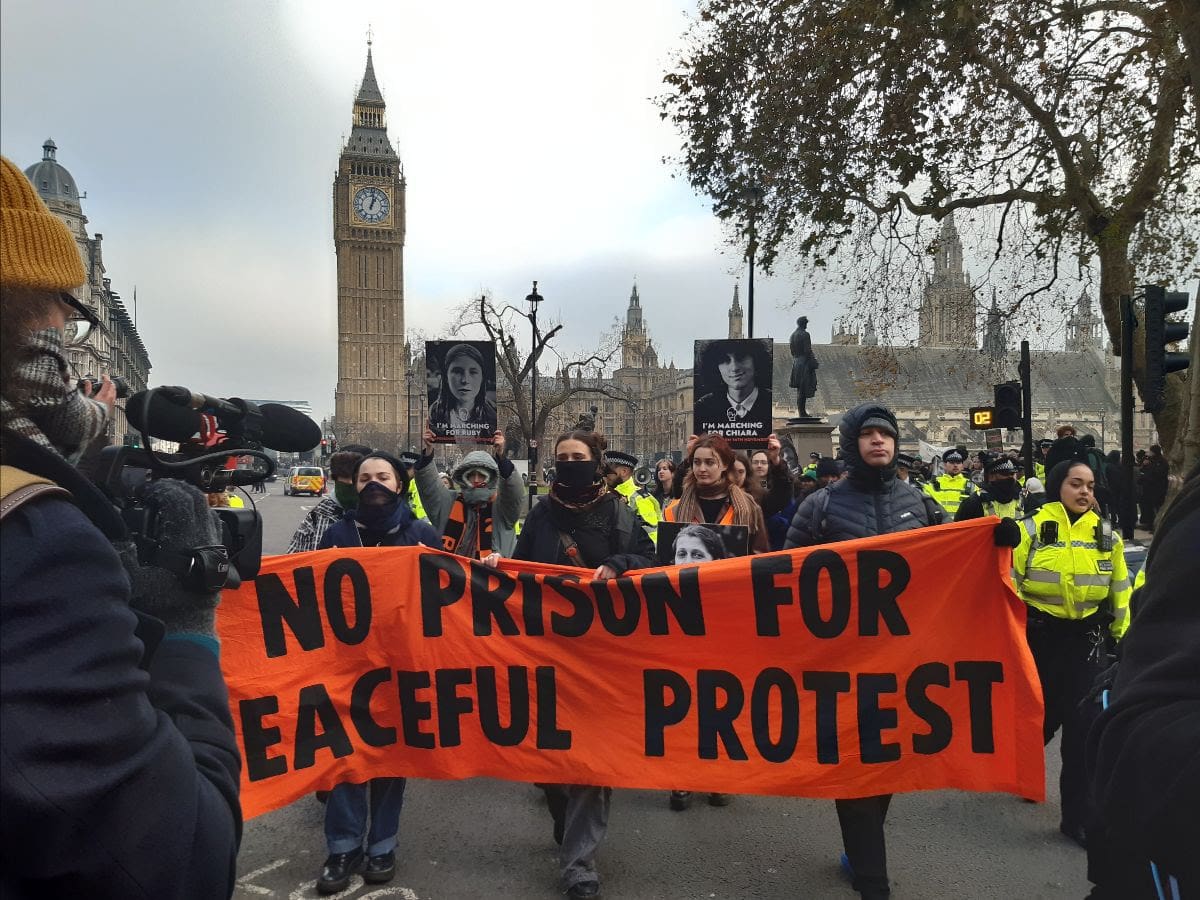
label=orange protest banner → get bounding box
[218,518,1045,820]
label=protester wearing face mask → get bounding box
[287,446,370,552]
[1,155,242,896]
[414,428,524,561]
[1012,460,1131,850]
[313,451,439,892]
[511,430,655,900]
[955,455,1025,520]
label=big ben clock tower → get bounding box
[333,41,407,446]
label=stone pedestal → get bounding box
[778,420,838,464]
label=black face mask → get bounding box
[553,459,601,502]
[356,481,400,527]
[989,477,1019,503]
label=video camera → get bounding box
[90,385,322,589]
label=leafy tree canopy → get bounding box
[661,0,1198,459]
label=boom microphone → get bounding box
[127,390,322,452]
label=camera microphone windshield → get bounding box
[127,389,322,452]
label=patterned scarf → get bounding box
[0,327,108,462]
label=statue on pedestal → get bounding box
[789,316,820,420]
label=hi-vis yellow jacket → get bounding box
[923,472,977,516]
[616,477,661,545]
[1012,502,1131,640]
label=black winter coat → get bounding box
[784,403,941,547]
[1086,470,1200,888]
[1,433,241,899]
[785,476,938,546]
[514,491,655,573]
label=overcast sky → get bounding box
[3,1,1167,425]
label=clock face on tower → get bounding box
[353,186,391,224]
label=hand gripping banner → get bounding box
[218,518,1045,819]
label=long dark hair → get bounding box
[652,457,677,502]
[555,429,606,461]
[430,343,492,423]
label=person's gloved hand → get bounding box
[993,517,1022,548]
[117,478,224,638]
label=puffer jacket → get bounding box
[784,403,942,546]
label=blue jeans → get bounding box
[324,778,407,857]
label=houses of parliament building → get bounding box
[329,46,1151,463]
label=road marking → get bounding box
[286,877,418,900]
[237,856,288,895]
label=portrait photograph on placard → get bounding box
[657,521,750,567]
[425,340,498,443]
[693,337,774,449]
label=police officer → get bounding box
[1034,438,1053,481]
[923,448,977,516]
[605,450,661,544]
[955,455,1024,520]
[398,450,430,523]
[894,453,922,487]
[1012,460,1131,848]
[803,451,821,479]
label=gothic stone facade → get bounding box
[332,45,409,447]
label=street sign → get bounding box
[985,429,1003,451]
[969,406,996,430]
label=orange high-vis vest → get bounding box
[662,498,735,526]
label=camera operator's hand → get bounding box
[117,479,224,639]
[81,374,117,419]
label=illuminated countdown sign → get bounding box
[969,406,996,430]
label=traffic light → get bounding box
[992,381,1022,429]
[1142,284,1191,413]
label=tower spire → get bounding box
[356,42,384,106]
[727,284,744,339]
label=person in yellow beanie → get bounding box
[1,155,243,896]
[0,155,114,461]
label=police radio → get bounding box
[1096,518,1114,553]
[1039,521,1059,545]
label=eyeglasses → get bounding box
[58,292,100,347]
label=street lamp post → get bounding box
[745,184,765,339]
[526,280,543,506]
[404,365,414,451]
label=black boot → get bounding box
[318,848,363,894]
[364,850,396,884]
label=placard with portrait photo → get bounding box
[425,340,498,444]
[657,521,750,567]
[693,338,774,449]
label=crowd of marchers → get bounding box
[284,403,1189,900]
[1,154,1196,900]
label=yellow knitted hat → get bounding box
[1,155,85,292]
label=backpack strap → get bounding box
[0,465,71,522]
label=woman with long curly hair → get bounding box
[664,434,769,554]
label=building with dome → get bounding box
[23,139,152,443]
